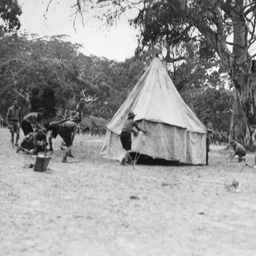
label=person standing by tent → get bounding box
[120,111,146,165]
[6,98,22,147]
[21,108,46,136]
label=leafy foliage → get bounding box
[0,34,84,117]
[79,0,256,144]
[134,0,190,48]
[0,29,231,132]
[0,33,147,120]
[181,87,233,133]
[0,0,21,33]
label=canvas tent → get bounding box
[100,57,207,165]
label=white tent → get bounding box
[100,58,207,165]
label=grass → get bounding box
[1,128,256,256]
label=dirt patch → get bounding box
[1,128,256,256]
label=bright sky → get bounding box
[18,0,140,62]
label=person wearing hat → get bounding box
[228,140,246,162]
[44,114,81,163]
[21,108,46,136]
[120,111,146,165]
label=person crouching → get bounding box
[17,129,48,155]
[228,140,246,162]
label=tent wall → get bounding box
[100,120,206,165]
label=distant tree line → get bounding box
[0,0,232,133]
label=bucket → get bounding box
[34,153,51,172]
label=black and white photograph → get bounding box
[1,1,256,255]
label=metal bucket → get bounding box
[34,153,51,172]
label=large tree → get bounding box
[0,34,86,117]
[0,31,146,119]
[74,0,256,146]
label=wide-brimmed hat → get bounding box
[128,111,136,118]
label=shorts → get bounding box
[236,152,246,158]
[120,131,132,151]
[9,121,20,134]
[59,126,73,147]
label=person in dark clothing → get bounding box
[44,121,61,152]
[228,140,246,162]
[6,99,22,147]
[44,114,81,163]
[21,108,46,136]
[120,111,146,165]
[44,112,78,152]
[16,129,48,155]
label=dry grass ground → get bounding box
[1,128,256,256]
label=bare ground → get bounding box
[1,128,256,256]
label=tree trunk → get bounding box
[230,71,256,148]
[230,89,246,145]
[228,0,254,148]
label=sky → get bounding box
[18,0,140,62]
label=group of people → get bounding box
[6,99,81,163]
[6,99,49,154]
[6,99,146,165]
[5,97,146,165]
[6,98,255,166]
